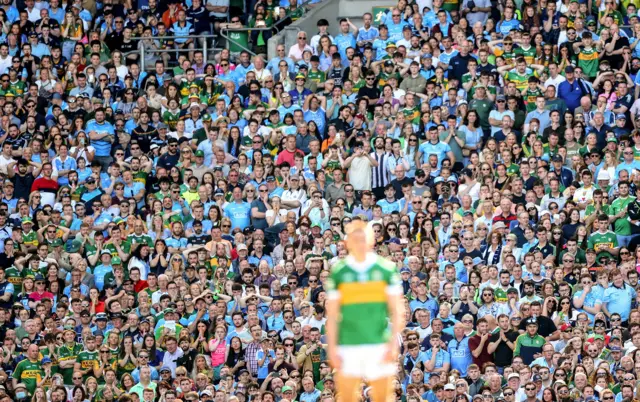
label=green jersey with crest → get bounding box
[324,254,401,346]
[587,230,618,260]
[76,350,100,380]
[57,343,83,385]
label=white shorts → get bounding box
[338,344,396,380]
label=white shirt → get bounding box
[251,67,272,82]
[310,33,334,52]
[161,347,184,376]
[544,75,566,95]
[281,187,308,217]
[0,154,14,175]
[0,56,12,75]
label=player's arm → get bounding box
[386,284,404,360]
[325,273,342,368]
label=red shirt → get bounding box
[468,333,493,369]
[277,148,302,166]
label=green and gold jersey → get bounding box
[22,230,38,248]
[307,70,325,85]
[514,46,537,65]
[103,241,131,256]
[377,71,401,91]
[132,170,148,186]
[494,48,517,66]
[5,265,23,293]
[324,254,401,346]
[505,70,537,91]
[577,47,599,79]
[505,163,520,176]
[163,110,181,130]
[523,88,543,112]
[13,358,44,395]
[587,230,618,260]
[9,80,26,96]
[401,106,421,125]
[57,343,83,385]
[76,349,99,380]
[179,80,200,97]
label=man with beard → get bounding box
[6,158,40,201]
[487,314,520,368]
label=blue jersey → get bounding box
[93,264,112,291]
[377,198,402,214]
[333,33,356,60]
[304,108,326,134]
[448,336,472,376]
[418,141,451,167]
[604,284,635,322]
[387,20,409,41]
[86,119,115,157]
[224,201,252,231]
[497,19,522,36]
[53,157,77,186]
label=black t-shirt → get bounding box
[518,316,557,338]
[489,329,520,367]
[604,36,630,69]
[357,85,380,102]
[11,173,35,201]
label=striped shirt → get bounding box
[371,151,391,189]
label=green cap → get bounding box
[67,239,82,253]
[50,238,63,247]
[113,217,125,225]
[295,73,306,80]
[112,256,122,265]
[194,150,205,157]
[21,217,33,225]
[202,113,212,121]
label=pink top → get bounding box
[209,339,226,367]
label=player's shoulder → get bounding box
[374,256,397,271]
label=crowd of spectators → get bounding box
[4,0,640,402]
